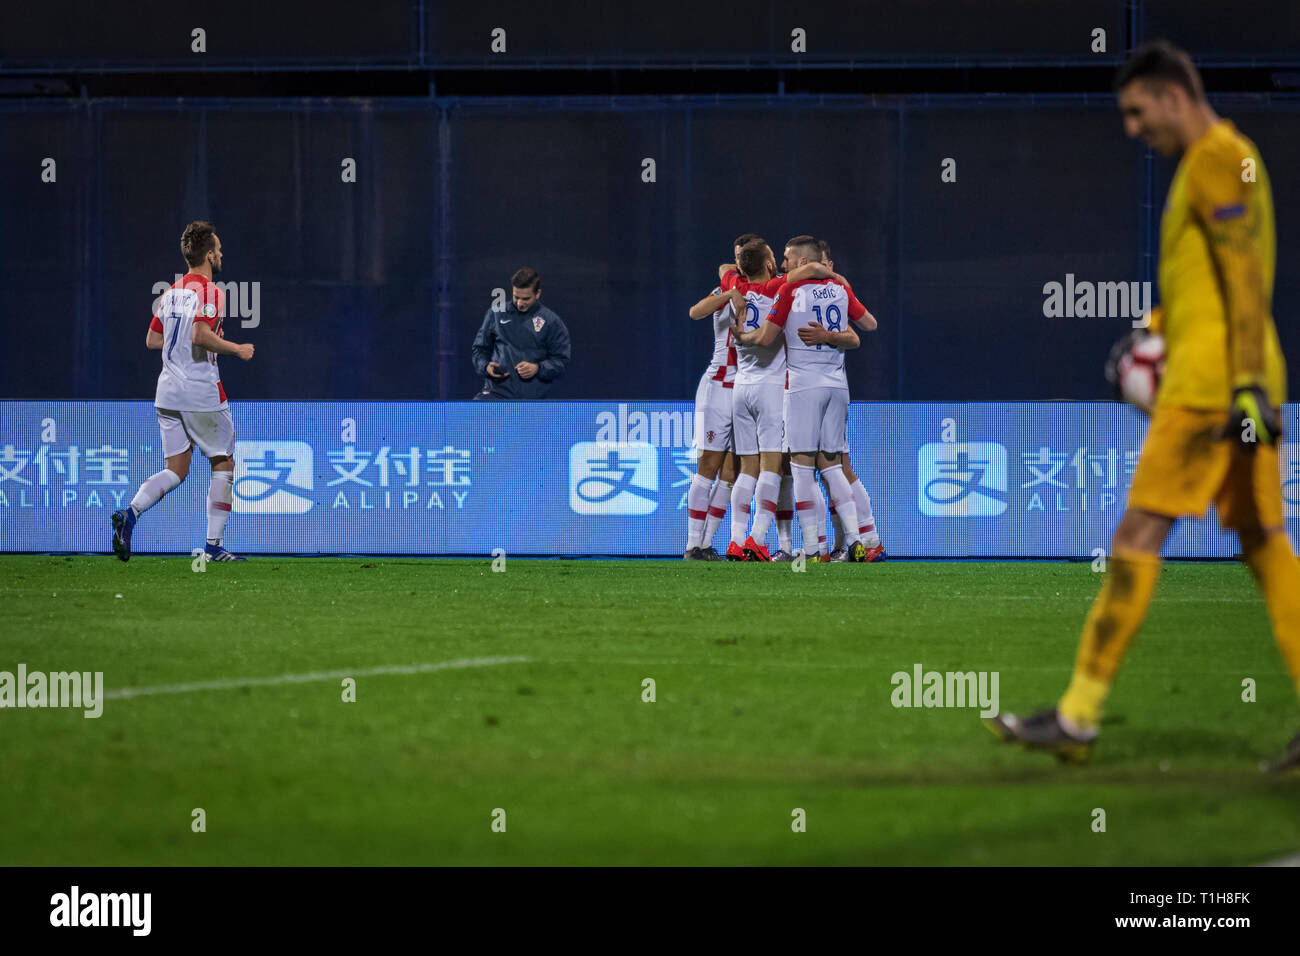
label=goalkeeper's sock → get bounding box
[749,471,781,545]
[206,471,234,545]
[703,479,731,548]
[776,474,794,554]
[129,468,181,517]
[1244,532,1300,701]
[1058,548,1161,732]
[822,464,860,547]
[686,474,712,549]
[729,473,756,547]
[851,478,880,548]
[790,464,820,554]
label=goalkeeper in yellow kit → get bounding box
[988,40,1300,773]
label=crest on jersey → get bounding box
[533,316,545,332]
[706,430,716,444]
[202,303,218,318]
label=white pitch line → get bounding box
[1256,853,1300,867]
[103,656,531,701]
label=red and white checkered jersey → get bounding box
[766,278,867,391]
[702,285,738,387]
[149,274,228,411]
[726,272,787,386]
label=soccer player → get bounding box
[684,280,745,560]
[813,240,886,562]
[723,240,789,561]
[988,41,1300,773]
[736,236,872,561]
[111,221,255,563]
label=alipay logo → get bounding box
[569,442,658,515]
[1282,441,1300,518]
[917,442,1008,517]
[232,441,315,514]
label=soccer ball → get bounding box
[1105,330,1165,415]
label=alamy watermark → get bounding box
[0,664,103,718]
[890,663,999,718]
[1043,275,1152,321]
[152,275,261,328]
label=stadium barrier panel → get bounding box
[2,400,1298,557]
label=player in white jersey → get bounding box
[736,236,871,561]
[723,241,790,562]
[684,281,745,560]
[111,221,255,563]
[813,239,885,562]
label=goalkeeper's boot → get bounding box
[848,541,868,563]
[862,541,887,563]
[204,542,247,563]
[725,542,746,561]
[682,547,705,561]
[1261,728,1300,775]
[111,508,136,562]
[742,535,771,563]
[770,549,793,562]
[984,708,1097,765]
[698,546,725,562]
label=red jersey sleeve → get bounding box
[192,285,223,330]
[149,315,164,333]
[759,275,786,296]
[719,269,739,291]
[765,281,795,327]
[844,286,868,322]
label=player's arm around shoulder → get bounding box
[735,283,789,347]
[846,287,877,332]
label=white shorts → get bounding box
[783,387,849,454]
[732,382,785,456]
[693,374,734,452]
[156,407,236,459]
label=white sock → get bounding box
[822,464,860,547]
[776,474,793,553]
[812,479,828,554]
[791,464,820,556]
[830,506,845,550]
[687,473,712,550]
[206,471,234,545]
[730,473,757,547]
[851,478,879,548]
[129,468,181,517]
[703,479,731,549]
[749,470,781,545]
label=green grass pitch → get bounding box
[1,554,1297,866]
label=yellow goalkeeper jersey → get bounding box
[1156,118,1286,410]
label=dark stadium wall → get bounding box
[4,95,1298,404]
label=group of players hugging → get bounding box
[683,233,885,564]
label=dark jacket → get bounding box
[471,301,571,399]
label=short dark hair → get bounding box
[737,240,768,279]
[181,221,217,268]
[511,267,540,291]
[733,233,762,249]
[1113,39,1204,101]
[816,239,831,262]
[785,235,819,261]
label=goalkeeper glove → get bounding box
[1227,384,1281,451]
